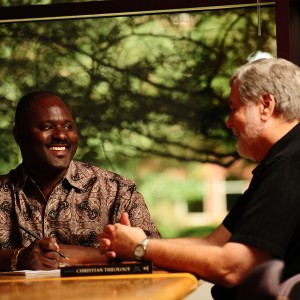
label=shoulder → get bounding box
[0,172,11,182]
[0,173,11,190]
[0,167,19,191]
[71,161,137,188]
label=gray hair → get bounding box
[230,58,300,121]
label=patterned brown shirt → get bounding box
[0,161,160,249]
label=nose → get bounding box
[226,115,233,129]
[52,126,67,140]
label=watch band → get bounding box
[141,237,150,249]
[134,237,151,260]
[11,248,25,271]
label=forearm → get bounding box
[59,245,106,265]
[0,249,16,271]
[144,239,272,287]
[165,236,212,246]
[145,239,223,280]
[98,223,268,286]
[164,225,231,247]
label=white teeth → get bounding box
[49,146,66,151]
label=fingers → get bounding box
[99,241,117,261]
[41,251,62,269]
[100,238,111,248]
[98,222,147,261]
[98,237,117,262]
[39,238,67,268]
[104,250,117,261]
[120,212,131,226]
[101,224,115,235]
[39,237,59,252]
[19,245,61,270]
[102,220,129,236]
[99,238,111,254]
[20,238,64,270]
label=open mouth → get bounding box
[49,146,67,151]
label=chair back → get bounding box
[236,260,284,300]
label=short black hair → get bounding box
[15,91,60,127]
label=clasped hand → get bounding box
[19,237,66,270]
[98,212,147,261]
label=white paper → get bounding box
[0,269,60,278]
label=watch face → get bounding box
[134,245,145,258]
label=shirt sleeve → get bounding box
[225,156,300,258]
[127,190,161,238]
[107,175,161,239]
[0,177,21,249]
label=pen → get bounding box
[19,224,67,259]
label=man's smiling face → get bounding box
[14,95,78,177]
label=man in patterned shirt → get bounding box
[0,90,160,271]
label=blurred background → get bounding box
[0,2,276,237]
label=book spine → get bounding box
[61,262,152,277]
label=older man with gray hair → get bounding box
[99,58,300,300]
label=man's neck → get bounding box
[257,119,299,162]
[24,166,68,200]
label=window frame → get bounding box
[0,0,274,23]
[0,0,299,65]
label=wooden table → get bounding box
[0,272,199,300]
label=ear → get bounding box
[13,125,21,146]
[259,94,275,121]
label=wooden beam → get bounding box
[276,0,300,66]
[290,0,300,66]
[0,0,274,23]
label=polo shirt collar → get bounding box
[253,122,300,174]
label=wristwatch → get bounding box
[134,238,150,260]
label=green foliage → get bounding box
[0,8,276,173]
[138,162,205,205]
[177,225,217,238]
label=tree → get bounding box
[0,8,276,173]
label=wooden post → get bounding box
[276,0,300,66]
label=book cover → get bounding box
[60,261,153,277]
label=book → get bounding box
[60,261,153,277]
[0,269,60,278]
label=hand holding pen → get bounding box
[19,224,67,259]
